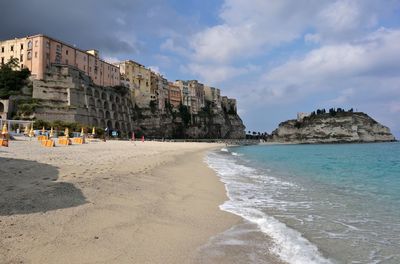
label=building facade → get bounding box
[168,82,181,108]
[0,34,120,87]
[115,60,152,108]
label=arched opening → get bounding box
[113,112,118,120]
[105,111,111,119]
[101,92,107,100]
[90,108,97,116]
[100,119,106,128]
[96,99,102,108]
[92,118,98,127]
[89,97,95,106]
[109,94,114,102]
[115,122,120,130]
[0,102,4,112]
[112,103,116,111]
[94,90,100,98]
[104,101,109,110]
[116,97,120,103]
[98,110,104,118]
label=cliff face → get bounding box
[131,107,246,139]
[268,112,395,143]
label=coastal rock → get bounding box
[268,112,396,143]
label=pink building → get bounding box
[0,34,120,87]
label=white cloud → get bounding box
[304,34,321,44]
[148,65,166,76]
[264,28,400,88]
[172,0,399,85]
[185,0,397,65]
[103,56,120,64]
[183,63,253,84]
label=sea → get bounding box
[199,142,400,264]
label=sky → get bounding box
[1,0,400,137]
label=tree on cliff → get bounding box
[0,58,30,99]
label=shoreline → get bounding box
[0,141,240,263]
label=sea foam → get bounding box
[206,150,332,264]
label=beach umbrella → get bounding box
[42,126,45,134]
[92,127,96,135]
[24,125,29,135]
[49,127,54,138]
[1,123,8,135]
[80,127,84,137]
[29,126,34,137]
[65,128,69,138]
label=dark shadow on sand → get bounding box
[0,157,87,215]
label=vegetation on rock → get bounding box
[0,58,30,99]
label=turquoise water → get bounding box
[205,142,400,264]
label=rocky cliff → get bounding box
[268,112,395,143]
[130,106,245,139]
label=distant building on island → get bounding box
[297,112,311,122]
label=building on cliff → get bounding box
[1,34,245,138]
[204,86,222,111]
[114,60,152,108]
[167,82,182,109]
[0,34,120,87]
[173,80,206,115]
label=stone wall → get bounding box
[32,65,133,132]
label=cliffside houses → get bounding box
[0,34,238,130]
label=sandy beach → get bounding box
[0,139,239,264]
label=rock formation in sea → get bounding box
[267,111,396,143]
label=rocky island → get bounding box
[268,109,396,144]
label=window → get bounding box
[46,41,50,49]
[20,54,23,62]
[21,64,24,68]
[20,43,24,50]
[1,46,4,53]
[28,41,32,49]
[1,57,4,64]
[35,40,38,47]
[34,52,37,58]
[65,59,68,64]
[89,67,92,72]
[66,50,68,55]
[84,56,86,61]
[10,45,14,52]
[83,65,86,71]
